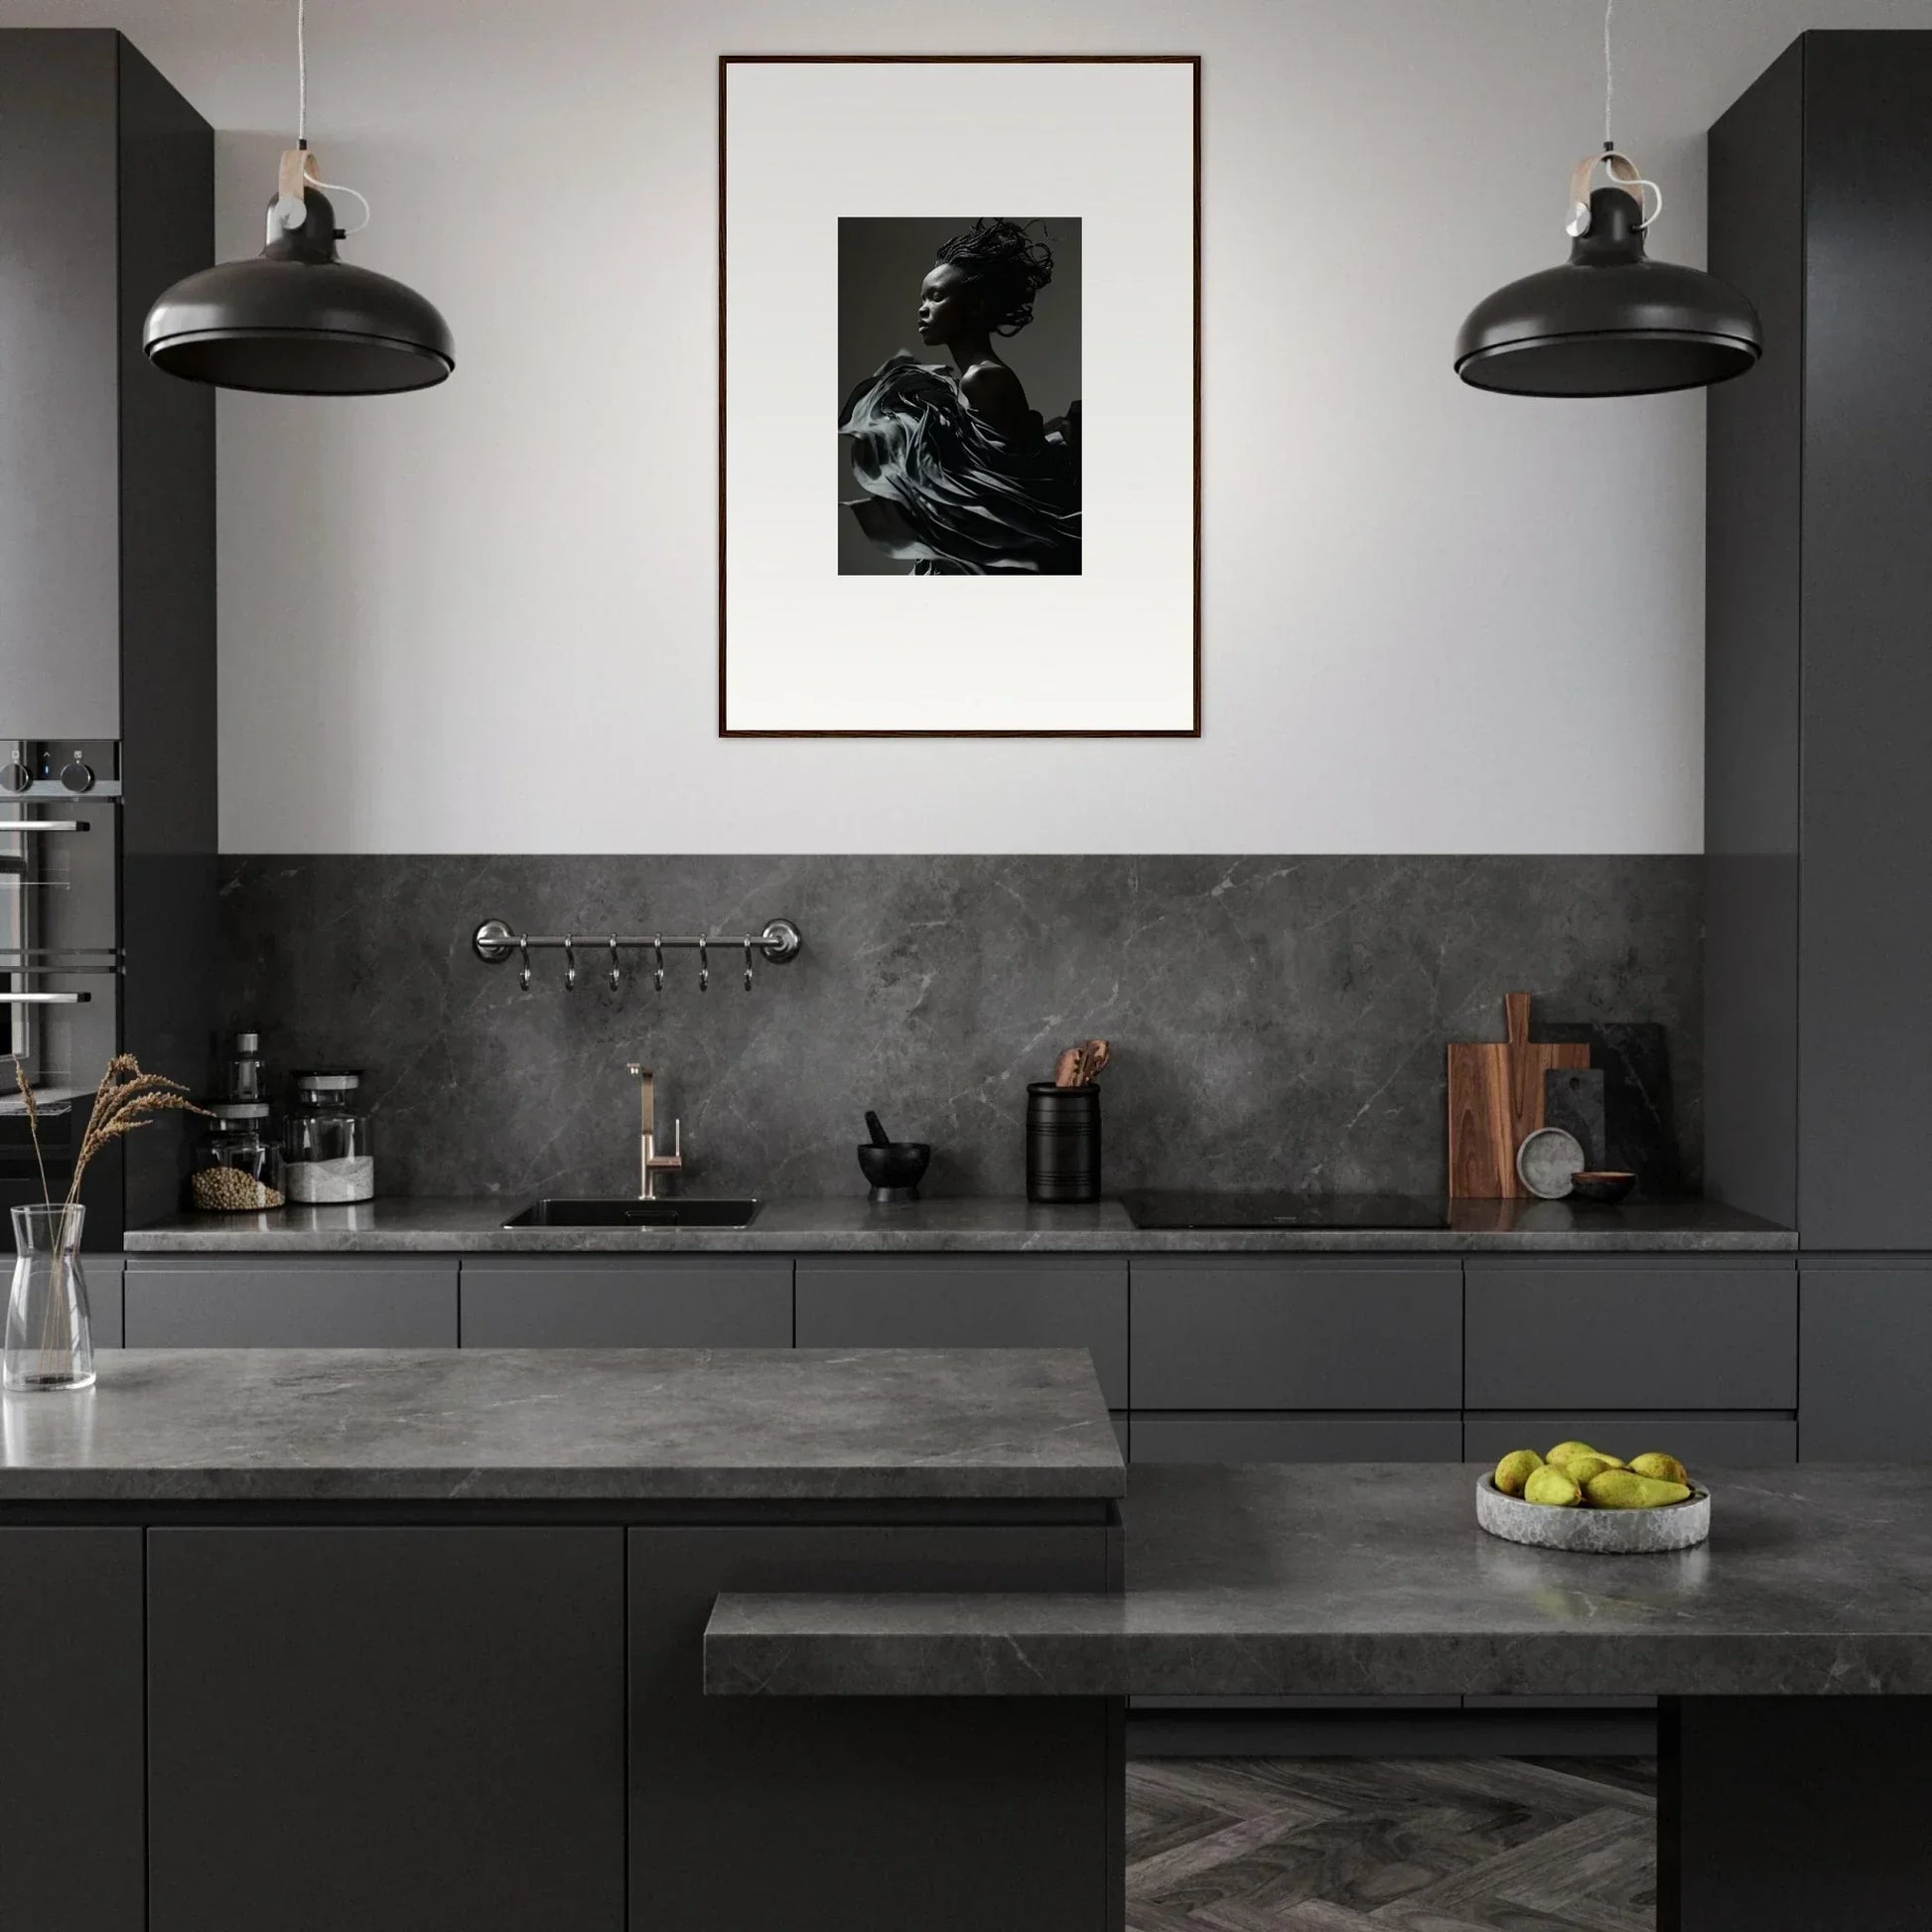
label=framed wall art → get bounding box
[719,55,1200,737]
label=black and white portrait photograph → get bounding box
[721,56,1197,735]
[838,217,1081,576]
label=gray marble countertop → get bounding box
[122,1194,1795,1254]
[0,1347,1123,1503]
[706,1461,1932,1698]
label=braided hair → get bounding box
[932,219,1055,337]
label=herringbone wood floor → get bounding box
[1126,1756,1657,1931]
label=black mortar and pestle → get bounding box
[859,1110,930,1204]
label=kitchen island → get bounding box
[0,1347,1124,1932]
[713,1461,1932,1931]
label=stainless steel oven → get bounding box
[1,742,122,1218]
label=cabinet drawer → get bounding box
[1462,1412,1796,1466]
[1131,1259,1460,1411]
[125,1258,459,1347]
[460,1258,791,1348]
[794,1258,1127,1408]
[1800,1264,1932,1459]
[1131,1413,1463,1463]
[1464,1259,1796,1410]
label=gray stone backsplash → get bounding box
[217,856,1702,1203]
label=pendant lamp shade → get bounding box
[1455,185,1759,397]
[145,178,453,395]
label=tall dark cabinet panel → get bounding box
[0,31,215,1240]
[1707,32,1932,1253]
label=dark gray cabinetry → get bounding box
[0,28,210,734]
[795,1257,1128,1408]
[1133,1414,1461,1462]
[0,1530,144,1932]
[1130,1258,1460,1459]
[1464,1259,1796,1411]
[1463,1414,1797,1465]
[629,1524,1117,1932]
[1708,34,1932,1250]
[147,1527,624,1932]
[1799,1263,1932,1459]
[125,1257,459,1346]
[85,1255,124,1347]
[460,1255,791,1347]
[1131,1259,1462,1410]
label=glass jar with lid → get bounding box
[283,1069,376,1204]
[190,1103,287,1212]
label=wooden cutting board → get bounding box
[1448,993,1589,1198]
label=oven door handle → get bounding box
[0,992,90,1005]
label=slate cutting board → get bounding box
[1448,993,1590,1199]
[1536,1022,1683,1195]
[1544,1066,1607,1172]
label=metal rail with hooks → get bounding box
[471,917,802,994]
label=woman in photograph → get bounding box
[840,218,1081,576]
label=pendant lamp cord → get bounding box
[1602,0,1614,149]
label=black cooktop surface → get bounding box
[1120,1191,1450,1231]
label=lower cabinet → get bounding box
[628,1523,1116,1932]
[1462,1412,1797,1464]
[795,1257,1129,1409]
[1799,1262,1932,1458]
[1132,1414,1462,1462]
[460,1256,792,1347]
[146,1527,625,1932]
[124,1257,459,1346]
[0,1529,144,1932]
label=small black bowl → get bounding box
[858,1141,930,1203]
[1569,1170,1637,1205]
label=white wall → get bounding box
[6,0,1923,853]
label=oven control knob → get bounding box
[60,759,94,794]
[0,761,29,794]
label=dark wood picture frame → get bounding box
[718,54,1202,739]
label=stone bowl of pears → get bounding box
[1476,1441,1711,1553]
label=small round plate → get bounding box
[1516,1126,1586,1199]
[1476,1475,1711,1553]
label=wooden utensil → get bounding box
[1447,993,1588,1198]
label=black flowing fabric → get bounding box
[839,353,1081,575]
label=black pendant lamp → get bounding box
[143,1,453,395]
[1454,2,1759,397]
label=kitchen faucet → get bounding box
[624,1063,684,1199]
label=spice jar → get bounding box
[191,1103,287,1212]
[283,1070,376,1204]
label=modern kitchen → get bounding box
[2,4,1929,1930]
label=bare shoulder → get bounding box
[959,360,1026,403]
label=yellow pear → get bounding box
[1585,1469,1693,1510]
[1547,1440,1597,1464]
[1494,1449,1543,1496]
[1524,1465,1584,1507]
[1558,1452,1619,1485]
[1629,1452,1690,1486]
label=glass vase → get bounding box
[5,1204,95,1394]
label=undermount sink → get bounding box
[502,1197,761,1229]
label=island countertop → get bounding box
[0,1347,1124,1504]
[121,1194,1796,1254]
[706,1461,1932,1698]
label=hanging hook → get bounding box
[652,937,665,994]
[608,935,621,991]
[697,937,710,994]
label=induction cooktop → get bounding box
[1120,1191,1450,1231]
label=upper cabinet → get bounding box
[0,30,211,739]
[1706,33,1932,1251]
